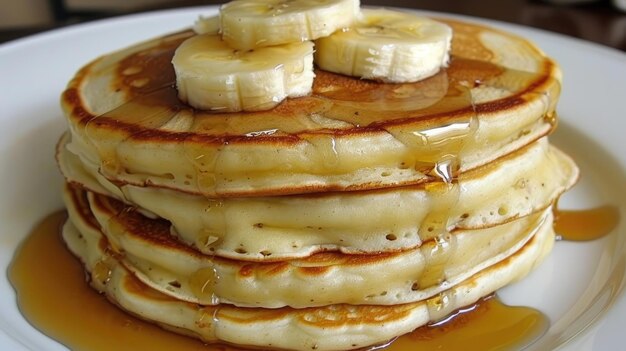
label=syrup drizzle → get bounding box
[13,210,606,351]
[9,212,219,351]
[386,294,548,351]
[76,28,554,197]
[555,205,621,241]
[14,14,612,351]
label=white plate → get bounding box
[0,6,624,351]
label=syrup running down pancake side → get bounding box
[10,206,620,350]
[62,18,561,198]
[10,211,575,351]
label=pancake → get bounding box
[62,189,555,351]
[64,182,552,308]
[54,9,579,350]
[59,134,577,260]
[61,18,561,197]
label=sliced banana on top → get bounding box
[172,33,314,112]
[315,8,453,83]
[193,15,220,35]
[220,0,360,51]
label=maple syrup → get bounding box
[72,21,557,199]
[17,9,615,350]
[554,205,620,241]
[9,211,222,351]
[387,294,548,351]
[10,211,555,351]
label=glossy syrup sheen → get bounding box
[79,27,553,195]
[9,211,560,351]
[9,212,220,351]
[104,33,525,135]
[555,205,621,241]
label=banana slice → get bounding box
[193,15,220,35]
[315,8,452,83]
[220,0,360,51]
[172,33,314,112]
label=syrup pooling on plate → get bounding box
[555,205,621,241]
[387,294,549,351]
[196,199,228,255]
[9,211,550,351]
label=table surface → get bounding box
[1,0,624,51]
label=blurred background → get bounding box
[0,0,624,50]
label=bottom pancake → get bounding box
[62,195,555,351]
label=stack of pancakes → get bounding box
[56,17,578,350]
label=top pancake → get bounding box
[62,18,561,197]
